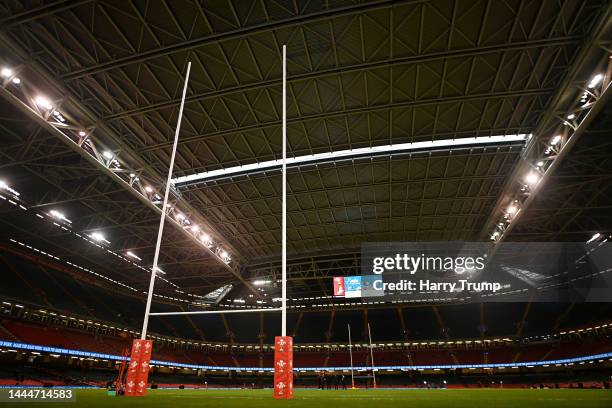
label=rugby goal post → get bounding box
[130,45,292,399]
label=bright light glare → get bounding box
[12,77,20,84]
[200,233,212,244]
[0,180,19,196]
[587,233,601,244]
[253,280,271,286]
[49,210,71,223]
[144,186,153,193]
[566,113,576,120]
[550,135,562,146]
[525,172,540,185]
[126,251,142,261]
[536,161,544,167]
[35,96,53,110]
[103,151,113,159]
[154,267,166,275]
[588,74,603,89]
[190,225,199,233]
[506,205,518,215]
[173,134,529,185]
[78,131,86,137]
[176,213,185,221]
[1,68,12,77]
[89,232,107,243]
[49,210,64,219]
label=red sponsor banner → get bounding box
[333,277,345,297]
[125,339,153,396]
[273,336,293,399]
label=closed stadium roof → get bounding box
[0,0,611,304]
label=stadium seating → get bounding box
[1,314,610,369]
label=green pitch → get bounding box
[3,388,611,407]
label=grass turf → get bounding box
[2,388,611,408]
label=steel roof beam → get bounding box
[479,4,612,242]
[141,89,547,153]
[0,0,91,27]
[0,31,243,260]
[102,36,580,121]
[0,50,265,302]
[58,0,422,80]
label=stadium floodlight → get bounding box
[220,250,231,263]
[102,151,114,159]
[1,67,12,77]
[49,210,72,224]
[144,186,153,193]
[190,225,199,233]
[506,205,518,215]
[524,172,540,186]
[536,160,544,167]
[176,213,185,221]
[587,233,601,244]
[200,233,213,247]
[587,73,603,89]
[253,280,272,286]
[126,251,142,261]
[566,113,576,120]
[34,95,53,110]
[11,77,20,84]
[89,232,109,244]
[0,180,20,196]
[172,134,529,185]
[550,135,562,146]
[78,130,87,137]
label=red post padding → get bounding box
[124,339,153,396]
[273,336,293,399]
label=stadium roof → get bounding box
[0,0,611,304]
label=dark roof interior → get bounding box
[0,0,611,305]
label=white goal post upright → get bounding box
[281,44,287,337]
[348,323,355,388]
[140,61,192,340]
[368,322,376,388]
[271,43,293,400]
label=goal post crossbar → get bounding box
[148,308,283,316]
